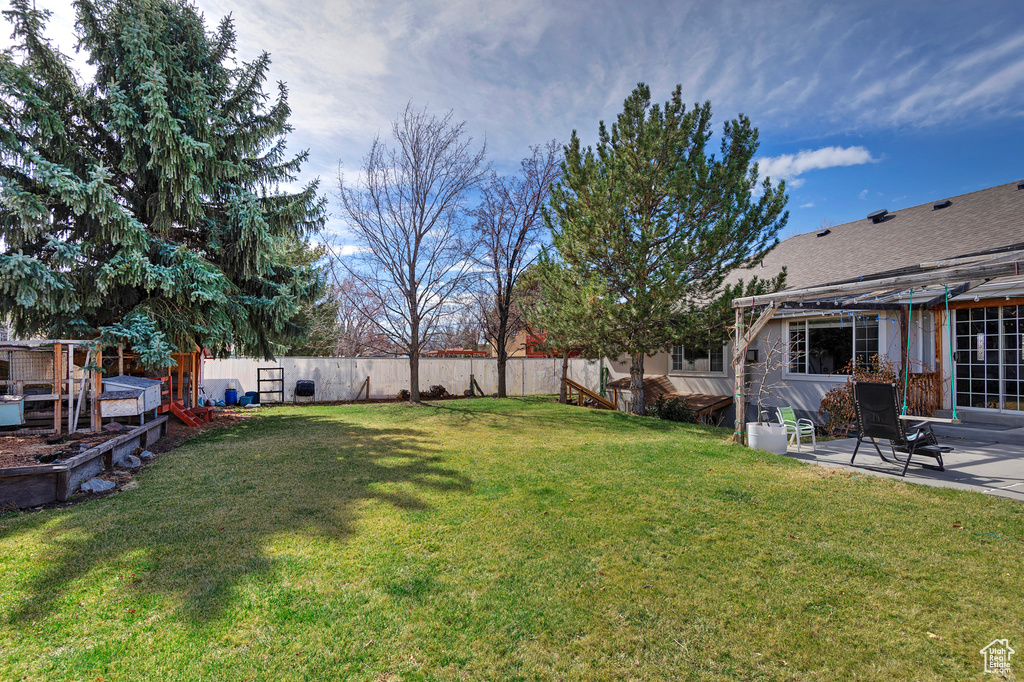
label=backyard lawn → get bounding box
[1,397,1022,680]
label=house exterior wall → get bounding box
[601,305,949,424]
[489,328,531,358]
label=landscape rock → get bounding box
[115,454,142,469]
[102,422,127,433]
[138,450,155,461]
[80,478,115,493]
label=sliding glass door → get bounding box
[954,305,1024,411]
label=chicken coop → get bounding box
[0,340,203,434]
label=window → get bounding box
[788,314,879,374]
[671,344,724,373]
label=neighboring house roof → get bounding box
[733,180,1024,292]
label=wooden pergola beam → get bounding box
[731,259,1024,309]
[922,280,987,308]
[776,301,897,311]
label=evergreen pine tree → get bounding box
[541,83,788,414]
[0,0,325,367]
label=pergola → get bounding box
[729,247,1024,444]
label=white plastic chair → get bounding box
[776,406,816,451]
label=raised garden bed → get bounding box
[0,416,168,509]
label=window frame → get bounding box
[669,343,727,376]
[785,314,880,377]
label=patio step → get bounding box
[930,421,1024,446]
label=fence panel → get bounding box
[201,356,602,403]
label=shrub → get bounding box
[818,355,899,438]
[652,395,698,423]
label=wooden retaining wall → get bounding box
[0,416,168,509]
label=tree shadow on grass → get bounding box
[3,411,471,625]
[427,397,730,436]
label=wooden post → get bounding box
[733,307,747,445]
[899,305,909,375]
[730,302,778,444]
[53,343,62,435]
[91,348,103,432]
[192,352,199,408]
[177,355,184,405]
[118,344,124,376]
[67,343,75,430]
[937,308,947,411]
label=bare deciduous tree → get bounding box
[425,309,483,352]
[338,104,486,402]
[326,274,395,356]
[470,141,562,397]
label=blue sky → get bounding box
[6,0,1024,241]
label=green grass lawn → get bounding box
[1,397,1022,680]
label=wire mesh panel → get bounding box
[1,348,55,395]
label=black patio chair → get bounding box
[851,381,952,476]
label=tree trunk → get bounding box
[497,354,507,398]
[408,336,421,404]
[629,353,646,415]
[496,319,508,398]
[559,351,569,403]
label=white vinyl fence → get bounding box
[202,356,603,403]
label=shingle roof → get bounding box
[733,181,1024,291]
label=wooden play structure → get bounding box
[563,378,615,410]
[0,339,209,434]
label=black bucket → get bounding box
[296,380,315,398]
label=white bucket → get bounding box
[746,422,789,454]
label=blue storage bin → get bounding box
[225,388,238,405]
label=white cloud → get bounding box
[800,202,815,208]
[322,243,368,258]
[858,189,870,200]
[7,0,1024,240]
[757,146,878,185]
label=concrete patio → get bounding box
[783,429,1024,502]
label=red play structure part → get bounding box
[169,401,202,427]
